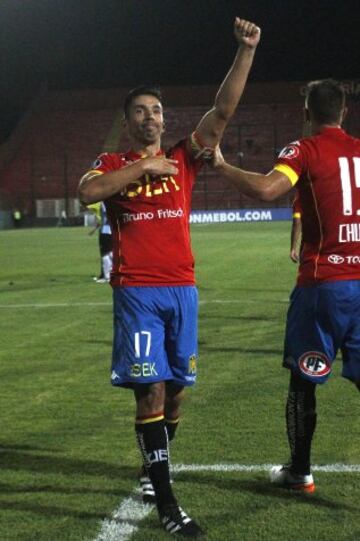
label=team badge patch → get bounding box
[298,351,331,377]
[278,143,300,159]
[91,158,103,169]
[188,354,197,374]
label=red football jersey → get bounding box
[86,139,202,287]
[275,127,360,286]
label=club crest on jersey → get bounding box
[298,351,331,377]
[188,354,197,374]
[278,142,300,159]
[91,158,103,169]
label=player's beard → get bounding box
[134,122,162,145]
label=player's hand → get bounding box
[142,156,179,177]
[290,249,299,263]
[234,18,261,48]
[211,145,226,170]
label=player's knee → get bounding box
[134,382,166,416]
[165,383,185,415]
[289,372,316,393]
[288,372,317,413]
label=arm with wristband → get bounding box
[188,18,261,160]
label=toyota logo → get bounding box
[328,254,344,264]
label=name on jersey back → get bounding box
[339,223,360,243]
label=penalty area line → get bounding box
[91,462,360,540]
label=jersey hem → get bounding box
[111,280,196,288]
[111,378,197,388]
[297,274,360,286]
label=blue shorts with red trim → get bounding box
[111,286,198,388]
[283,280,360,384]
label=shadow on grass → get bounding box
[199,314,276,322]
[82,339,112,346]
[0,443,136,481]
[0,481,126,498]
[199,346,283,355]
[0,444,138,519]
[177,472,359,513]
[218,286,289,295]
[0,500,108,520]
[0,443,59,452]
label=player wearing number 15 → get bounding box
[212,79,360,492]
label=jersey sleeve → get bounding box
[169,139,203,177]
[188,131,215,163]
[274,141,307,186]
[86,153,119,176]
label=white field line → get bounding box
[92,462,360,541]
[0,299,289,309]
[93,495,153,541]
[172,463,360,473]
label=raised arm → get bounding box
[212,146,293,202]
[78,156,178,205]
[192,18,261,153]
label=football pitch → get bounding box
[0,223,359,541]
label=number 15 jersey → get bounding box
[275,126,360,286]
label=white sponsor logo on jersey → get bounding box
[328,254,345,264]
[328,254,360,264]
[345,256,360,263]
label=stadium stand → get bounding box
[0,82,359,224]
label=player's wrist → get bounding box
[237,42,257,53]
[139,157,152,174]
[213,160,226,172]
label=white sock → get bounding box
[102,252,113,280]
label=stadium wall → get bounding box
[0,80,359,222]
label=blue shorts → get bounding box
[111,286,198,388]
[284,280,360,384]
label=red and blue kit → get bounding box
[84,137,204,388]
[276,127,360,384]
[275,127,360,286]
[87,139,202,287]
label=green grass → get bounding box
[0,224,359,541]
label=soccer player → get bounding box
[78,18,260,537]
[96,202,113,283]
[212,79,360,493]
[290,192,302,263]
[87,202,113,282]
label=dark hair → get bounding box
[123,85,162,118]
[305,79,345,124]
